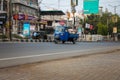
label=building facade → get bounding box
[0,0,7,11]
[0,0,7,34]
[12,0,39,34]
[0,0,39,38]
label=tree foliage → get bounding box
[97,22,108,35]
[81,12,120,35]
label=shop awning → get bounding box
[40,10,65,15]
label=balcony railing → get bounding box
[12,0,38,9]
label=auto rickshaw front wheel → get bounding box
[72,38,76,44]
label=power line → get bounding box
[41,3,59,10]
[109,4,120,14]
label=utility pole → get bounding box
[38,0,43,20]
[109,4,120,41]
[9,0,12,41]
[109,4,120,14]
[38,0,43,31]
[71,0,78,29]
[66,11,70,26]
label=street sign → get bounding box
[71,0,78,6]
[13,14,35,20]
[0,21,3,25]
[71,7,76,13]
[13,14,19,20]
[113,27,117,33]
[83,0,99,14]
[23,22,30,37]
[0,13,7,25]
[112,16,118,23]
[66,11,70,19]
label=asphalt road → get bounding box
[0,42,120,68]
[0,42,120,58]
[0,48,120,80]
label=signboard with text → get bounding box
[113,27,117,33]
[0,13,7,25]
[13,14,35,20]
[71,0,78,6]
[83,0,99,14]
[23,22,30,37]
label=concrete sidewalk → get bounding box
[0,49,120,80]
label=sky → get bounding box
[38,0,120,15]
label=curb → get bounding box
[0,39,54,43]
[0,39,119,43]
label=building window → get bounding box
[3,0,7,11]
[0,1,1,10]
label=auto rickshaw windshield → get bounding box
[55,26,65,32]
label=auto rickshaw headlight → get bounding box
[61,33,64,35]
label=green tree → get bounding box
[85,14,100,34]
[80,12,120,35]
[97,22,108,35]
[116,16,120,33]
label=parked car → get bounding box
[32,31,47,39]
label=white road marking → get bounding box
[0,47,115,61]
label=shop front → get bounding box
[0,12,7,35]
[13,13,39,36]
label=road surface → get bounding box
[0,42,120,68]
[0,49,120,80]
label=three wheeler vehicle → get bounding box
[54,26,79,44]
